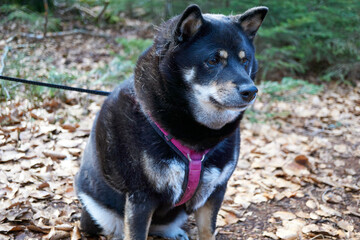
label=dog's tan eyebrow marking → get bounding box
[219,50,228,59]
[239,50,246,59]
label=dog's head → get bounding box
[136,5,268,130]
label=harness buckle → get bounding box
[187,153,205,162]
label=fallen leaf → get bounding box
[319,204,342,217]
[57,139,82,148]
[43,150,67,160]
[337,220,354,232]
[43,227,70,240]
[273,211,296,220]
[334,144,347,153]
[263,231,279,239]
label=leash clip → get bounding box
[187,153,205,162]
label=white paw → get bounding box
[150,227,189,240]
[174,229,189,240]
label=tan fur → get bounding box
[124,197,153,240]
[241,17,262,31]
[181,13,202,37]
[141,153,185,204]
[239,50,246,59]
[219,50,228,59]
[123,201,132,240]
[210,81,237,101]
[195,202,216,240]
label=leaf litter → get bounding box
[1,26,360,240]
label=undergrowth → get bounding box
[92,38,152,85]
[245,77,323,123]
[0,4,61,32]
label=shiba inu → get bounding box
[75,4,267,240]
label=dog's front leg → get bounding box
[195,185,226,240]
[124,192,158,240]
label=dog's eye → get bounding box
[240,58,248,66]
[207,55,221,66]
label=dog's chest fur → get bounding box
[141,143,238,209]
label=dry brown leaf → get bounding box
[68,148,82,157]
[30,190,52,200]
[0,223,25,233]
[309,212,320,220]
[43,150,67,160]
[216,215,226,227]
[295,211,310,219]
[283,162,310,177]
[263,231,279,239]
[294,155,308,165]
[61,124,78,132]
[55,224,73,231]
[37,182,50,190]
[275,219,305,240]
[305,199,317,209]
[1,151,25,162]
[224,212,238,225]
[70,225,81,240]
[337,220,354,232]
[273,211,296,220]
[323,192,343,203]
[302,224,319,234]
[27,224,50,234]
[319,204,342,217]
[57,139,82,148]
[43,227,70,240]
[334,144,347,153]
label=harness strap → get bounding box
[147,117,210,206]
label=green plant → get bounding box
[93,38,152,85]
[260,77,323,101]
[0,4,61,32]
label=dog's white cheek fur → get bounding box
[183,67,196,83]
[183,65,242,129]
[142,152,185,204]
[190,83,242,129]
[78,192,124,237]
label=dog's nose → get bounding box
[239,85,258,102]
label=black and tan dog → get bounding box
[75,4,267,240]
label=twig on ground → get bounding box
[60,4,97,18]
[309,234,325,239]
[6,35,18,44]
[0,45,11,99]
[43,0,49,39]
[321,188,332,203]
[96,0,110,23]
[20,29,112,40]
[12,43,37,49]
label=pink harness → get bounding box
[152,121,210,206]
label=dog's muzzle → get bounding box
[238,85,258,103]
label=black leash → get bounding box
[0,75,111,96]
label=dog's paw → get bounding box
[173,229,189,240]
[150,226,189,240]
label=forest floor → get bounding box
[0,19,360,240]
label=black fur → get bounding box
[75,4,267,239]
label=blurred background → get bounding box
[0,0,359,100]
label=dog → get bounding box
[75,4,267,240]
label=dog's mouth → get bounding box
[209,97,252,110]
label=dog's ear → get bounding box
[174,4,204,42]
[236,6,268,40]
